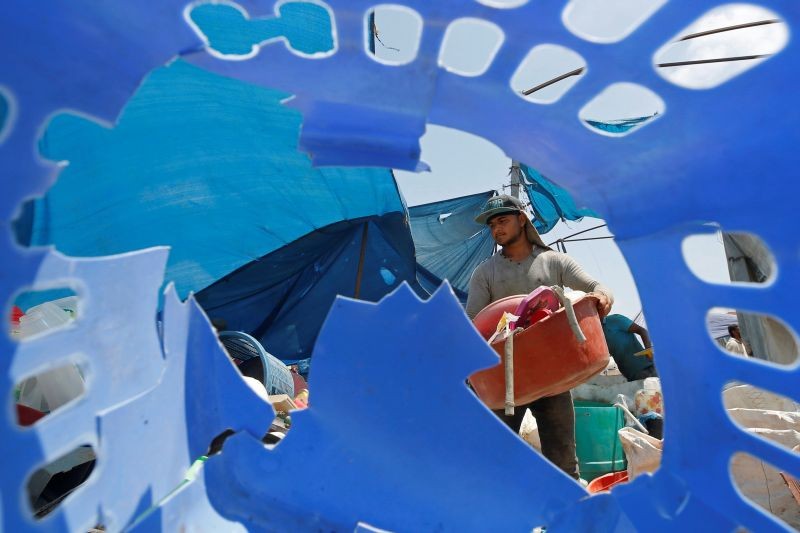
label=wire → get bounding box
[678,19,782,41]
[658,54,771,68]
[521,67,585,96]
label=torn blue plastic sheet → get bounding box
[585,115,657,135]
[522,165,599,235]
[2,1,800,532]
[18,60,403,300]
[202,284,587,531]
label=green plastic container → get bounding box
[574,400,627,481]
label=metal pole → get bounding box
[547,224,609,247]
[354,222,369,299]
[368,11,377,55]
[509,160,522,199]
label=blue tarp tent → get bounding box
[408,191,495,300]
[197,213,419,361]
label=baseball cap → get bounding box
[475,194,550,249]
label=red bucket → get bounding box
[587,471,629,493]
[469,295,609,410]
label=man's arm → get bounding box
[465,265,491,320]
[556,253,614,316]
[629,323,652,348]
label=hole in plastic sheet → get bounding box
[730,452,800,530]
[654,4,789,90]
[709,309,798,366]
[186,0,337,59]
[579,82,664,136]
[562,0,667,44]
[683,230,775,285]
[13,359,87,427]
[207,428,236,455]
[0,86,15,144]
[511,44,587,104]
[27,445,96,519]
[439,18,505,77]
[365,5,423,65]
[476,0,529,8]
[9,288,79,341]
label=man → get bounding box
[726,324,751,356]
[466,194,613,480]
[602,314,657,381]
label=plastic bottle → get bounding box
[634,377,663,416]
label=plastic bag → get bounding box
[617,427,662,480]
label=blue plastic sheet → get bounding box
[409,190,495,299]
[17,60,403,299]
[522,164,599,234]
[3,1,800,532]
[203,284,587,531]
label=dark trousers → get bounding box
[493,391,579,480]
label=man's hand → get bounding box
[589,291,612,317]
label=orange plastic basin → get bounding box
[587,471,629,493]
[469,295,609,409]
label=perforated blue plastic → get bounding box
[2,1,799,531]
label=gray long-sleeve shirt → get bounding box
[465,246,614,319]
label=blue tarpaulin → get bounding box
[18,60,404,299]
[409,191,495,300]
[522,164,599,234]
[14,59,416,361]
[197,213,420,361]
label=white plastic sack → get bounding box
[573,378,643,411]
[519,409,541,451]
[723,384,800,412]
[617,427,662,480]
[731,445,800,529]
[727,405,800,529]
[727,408,800,434]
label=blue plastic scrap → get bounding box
[1,248,272,531]
[2,1,800,532]
[202,284,587,531]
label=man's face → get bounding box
[731,326,741,341]
[488,212,525,247]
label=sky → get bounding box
[374,3,786,320]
